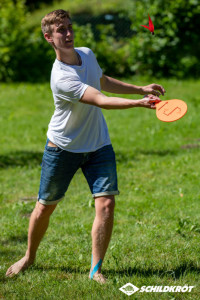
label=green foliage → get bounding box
[74,0,200,78]
[73,23,96,50]
[0,0,27,81]
[25,0,54,12]
[0,0,55,82]
[92,25,131,76]
[0,0,200,81]
[16,27,55,82]
[126,0,200,78]
[74,23,130,76]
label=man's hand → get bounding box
[138,94,161,109]
[141,84,166,96]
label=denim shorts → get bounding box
[38,141,119,205]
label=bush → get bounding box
[0,0,28,81]
[74,23,130,76]
[0,0,55,82]
[25,0,54,12]
[126,0,200,78]
[0,0,200,82]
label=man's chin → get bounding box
[65,41,74,48]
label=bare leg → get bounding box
[6,202,56,277]
[90,195,115,283]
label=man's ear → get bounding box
[44,33,53,43]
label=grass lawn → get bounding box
[0,78,200,299]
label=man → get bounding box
[6,9,165,283]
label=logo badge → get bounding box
[119,283,139,296]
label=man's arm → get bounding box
[80,86,159,110]
[100,74,166,97]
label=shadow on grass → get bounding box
[1,233,28,246]
[115,149,178,163]
[1,262,199,284]
[12,260,199,280]
[34,265,89,274]
[0,265,88,284]
[106,261,200,279]
[0,249,22,258]
[0,151,43,169]
[0,149,178,169]
[139,149,178,156]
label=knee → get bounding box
[34,202,57,219]
[105,197,115,213]
[95,196,115,216]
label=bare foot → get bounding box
[6,256,34,277]
[89,272,107,284]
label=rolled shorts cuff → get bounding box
[92,190,120,198]
[37,196,64,205]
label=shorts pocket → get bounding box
[45,145,64,154]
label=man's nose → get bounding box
[66,29,71,37]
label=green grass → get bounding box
[0,78,200,299]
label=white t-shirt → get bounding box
[47,47,111,153]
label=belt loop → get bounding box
[46,138,49,147]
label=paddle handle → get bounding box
[149,99,162,106]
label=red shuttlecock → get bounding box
[140,14,154,35]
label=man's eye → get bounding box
[59,27,65,32]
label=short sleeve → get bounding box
[90,50,103,79]
[55,76,89,104]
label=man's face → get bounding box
[50,17,74,50]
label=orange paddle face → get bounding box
[151,99,187,122]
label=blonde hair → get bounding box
[41,9,71,35]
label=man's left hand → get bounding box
[141,84,166,96]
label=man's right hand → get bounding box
[138,94,161,109]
